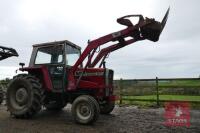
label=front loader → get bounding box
[6,8,169,124]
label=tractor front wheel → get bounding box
[6,74,43,118]
[72,95,100,124]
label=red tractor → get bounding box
[6,9,169,124]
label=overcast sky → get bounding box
[0,0,200,79]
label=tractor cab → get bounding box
[30,40,81,67]
[29,40,81,92]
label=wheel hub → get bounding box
[15,88,28,105]
[76,103,91,120]
[80,106,90,116]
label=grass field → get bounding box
[158,80,200,88]
[115,78,200,108]
[122,95,200,101]
[120,95,200,108]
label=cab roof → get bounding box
[33,40,81,50]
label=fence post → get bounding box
[156,77,160,106]
[119,78,123,105]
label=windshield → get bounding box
[35,45,63,64]
[65,44,80,66]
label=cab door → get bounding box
[34,44,65,92]
[64,43,81,90]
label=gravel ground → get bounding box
[0,104,199,133]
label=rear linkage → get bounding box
[68,8,170,90]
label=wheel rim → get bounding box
[10,86,29,110]
[76,102,91,120]
[15,88,28,105]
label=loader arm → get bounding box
[90,38,138,68]
[91,8,170,68]
[68,8,170,90]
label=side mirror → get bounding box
[19,62,25,68]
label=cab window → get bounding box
[65,45,80,66]
[35,45,63,64]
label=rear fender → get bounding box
[20,66,52,91]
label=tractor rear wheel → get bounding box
[6,74,43,118]
[72,95,100,124]
[100,101,115,114]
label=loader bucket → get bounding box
[140,8,170,42]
